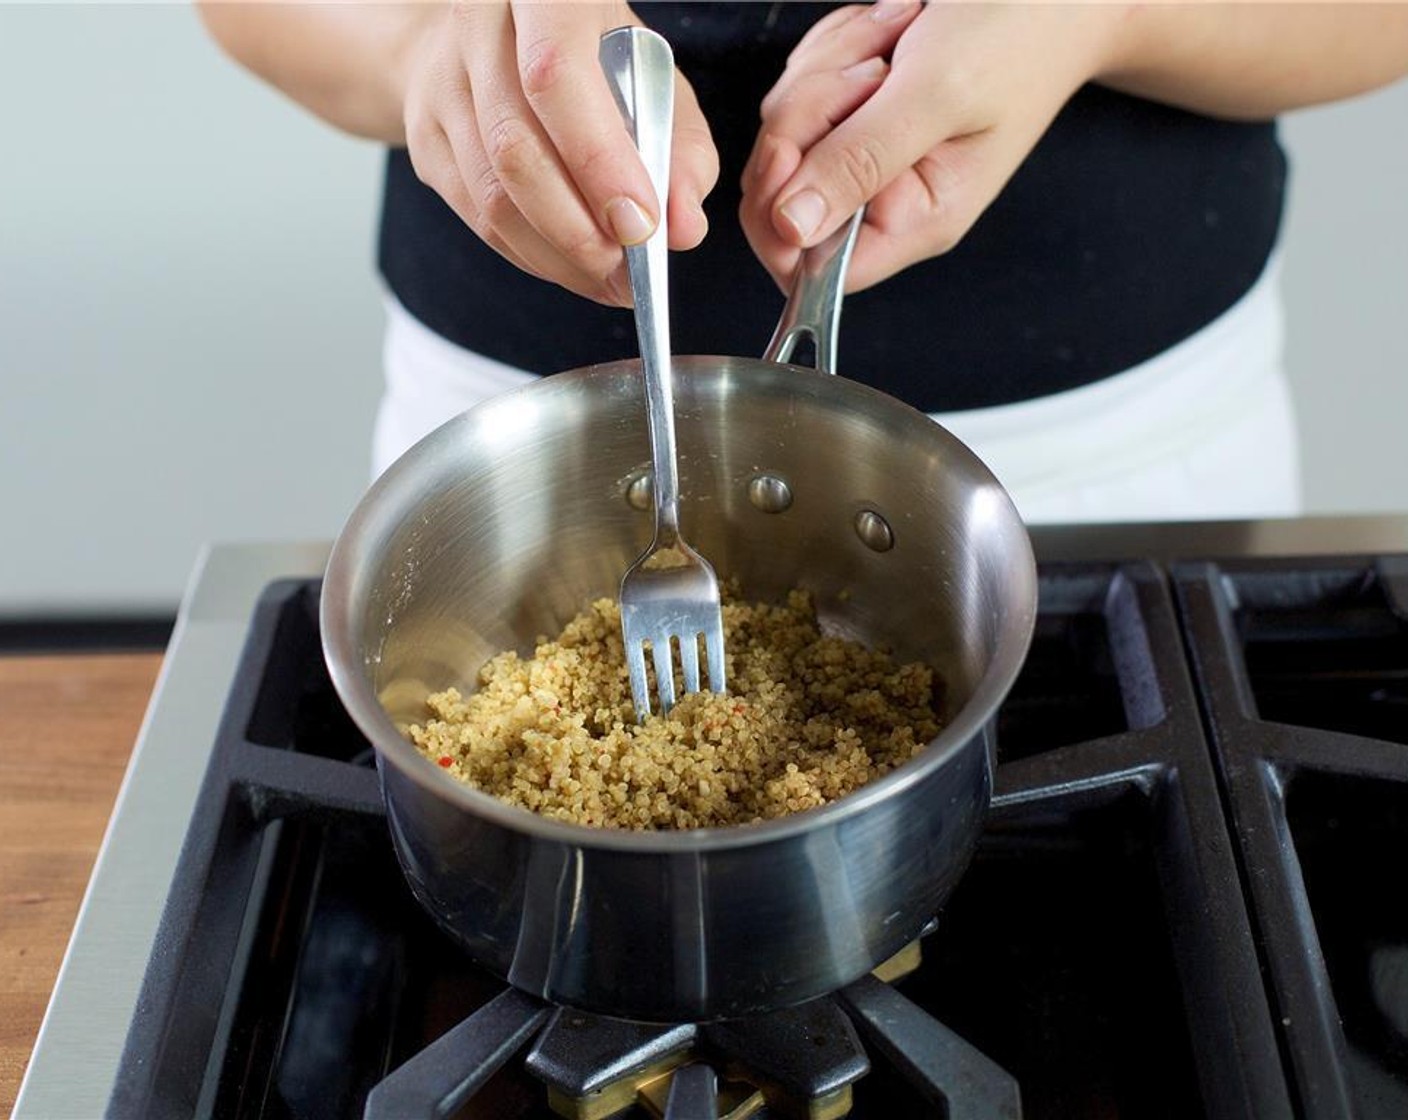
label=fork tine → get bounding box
[679,633,702,694]
[626,641,652,719]
[705,626,726,695]
[652,637,677,714]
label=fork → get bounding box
[600,26,726,720]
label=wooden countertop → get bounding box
[0,651,163,1116]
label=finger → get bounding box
[841,133,997,292]
[509,2,664,230]
[782,3,867,72]
[842,186,947,293]
[764,0,919,115]
[786,3,869,60]
[740,61,887,283]
[781,2,910,77]
[453,140,633,306]
[747,57,890,186]
[770,61,974,249]
[438,82,634,305]
[456,1,642,287]
[667,70,718,250]
[404,72,543,281]
[739,135,804,292]
[516,7,717,253]
[403,8,633,305]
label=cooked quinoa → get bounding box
[406,588,943,830]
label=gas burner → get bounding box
[363,966,1019,1120]
[527,998,868,1120]
[519,936,935,1120]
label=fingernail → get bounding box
[870,0,914,21]
[841,57,888,81]
[606,196,655,245]
[779,189,826,243]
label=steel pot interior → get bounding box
[328,357,1034,768]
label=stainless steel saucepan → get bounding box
[321,215,1038,1022]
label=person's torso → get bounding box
[377,1,1286,411]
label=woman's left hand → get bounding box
[740,0,1125,292]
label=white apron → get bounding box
[371,257,1300,524]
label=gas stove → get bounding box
[15,518,1408,1119]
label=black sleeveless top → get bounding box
[378,2,1286,412]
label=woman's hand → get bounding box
[199,0,1408,302]
[396,2,718,305]
[741,0,1408,295]
[740,1,1122,293]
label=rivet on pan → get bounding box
[747,474,793,513]
[626,472,653,511]
[854,509,894,552]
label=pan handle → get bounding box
[762,209,864,374]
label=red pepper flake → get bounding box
[437,756,454,768]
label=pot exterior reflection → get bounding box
[380,722,992,1020]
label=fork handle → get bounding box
[601,27,681,541]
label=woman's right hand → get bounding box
[394,2,718,307]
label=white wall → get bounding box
[1280,84,1408,513]
[1,4,384,615]
[1,5,1406,616]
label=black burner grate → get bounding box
[1174,555,1408,1120]
[109,563,1339,1119]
